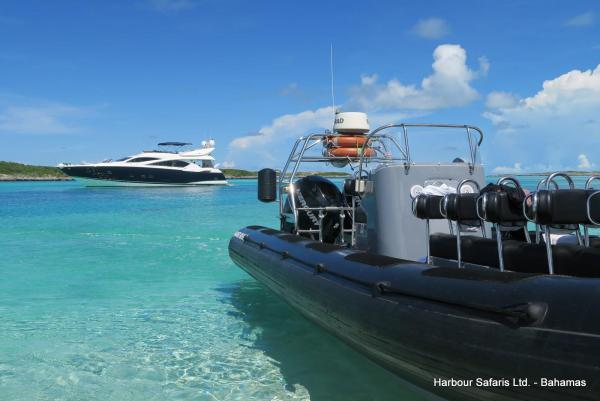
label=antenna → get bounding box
[330,43,336,129]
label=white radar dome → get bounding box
[333,112,370,134]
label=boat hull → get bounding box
[59,165,227,186]
[229,226,600,401]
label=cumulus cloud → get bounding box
[0,103,89,135]
[478,56,490,77]
[484,65,600,129]
[411,18,450,39]
[230,106,334,150]
[565,12,595,27]
[350,44,483,111]
[483,64,600,169]
[227,44,486,168]
[578,154,593,169]
[226,106,410,168]
[486,91,519,109]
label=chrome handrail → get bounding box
[583,176,600,245]
[277,123,485,244]
[545,172,575,190]
[357,123,484,178]
[586,191,600,226]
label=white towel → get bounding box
[410,183,457,198]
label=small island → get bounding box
[0,161,72,181]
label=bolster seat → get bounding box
[503,241,600,277]
[430,233,458,260]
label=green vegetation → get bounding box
[307,171,350,177]
[0,161,69,180]
[221,168,257,178]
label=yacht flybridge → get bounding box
[229,111,600,401]
[58,140,227,186]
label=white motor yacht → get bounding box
[58,140,227,186]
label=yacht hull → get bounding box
[229,226,600,401]
[60,165,227,186]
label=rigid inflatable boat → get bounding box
[229,111,600,401]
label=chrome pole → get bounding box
[425,219,431,264]
[544,226,554,275]
[496,223,505,272]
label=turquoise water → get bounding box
[0,180,427,401]
[1,175,595,401]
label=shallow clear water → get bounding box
[0,180,428,401]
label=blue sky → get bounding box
[1,0,599,173]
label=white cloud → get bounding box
[565,12,595,27]
[230,106,334,150]
[411,18,450,39]
[578,154,593,169]
[484,64,600,130]
[360,74,378,86]
[350,44,482,111]
[483,64,600,169]
[221,161,235,168]
[478,56,490,77]
[485,91,519,109]
[147,0,195,11]
[227,44,486,168]
[0,103,89,134]
[492,163,523,174]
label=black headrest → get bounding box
[481,191,526,225]
[412,194,444,220]
[442,193,480,224]
[533,189,600,225]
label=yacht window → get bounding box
[201,160,214,168]
[151,160,189,167]
[127,157,159,163]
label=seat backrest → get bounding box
[412,194,444,220]
[533,189,600,225]
[480,191,527,227]
[441,193,480,225]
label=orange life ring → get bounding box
[328,147,375,158]
[326,135,368,148]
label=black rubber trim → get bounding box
[422,266,539,282]
[344,252,409,267]
[278,234,309,243]
[305,242,342,253]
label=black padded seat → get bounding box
[503,242,600,277]
[502,242,551,274]
[431,234,504,268]
[534,189,600,225]
[413,195,444,220]
[461,237,500,268]
[442,193,481,226]
[430,233,458,260]
[555,245,600,277]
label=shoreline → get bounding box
[0,175,73,182]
